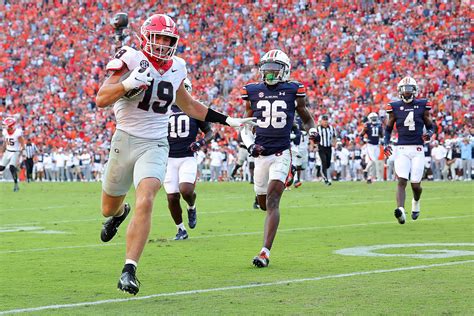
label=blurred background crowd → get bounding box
[1,0,472,183]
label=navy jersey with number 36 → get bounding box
[242,81,305,155]
[168,105,211,158]
[386,99,431,146]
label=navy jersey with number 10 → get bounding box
[168,105,211,158]
[242,81,306,156]
[386,99,431,146]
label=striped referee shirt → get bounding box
[25,143,37,159]
[317,126,336,147]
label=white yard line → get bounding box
[1,260,473,315]
[1,214,472,254]
[2,195,470,227]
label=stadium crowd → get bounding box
[1,0,472,183]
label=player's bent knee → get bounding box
[167,193,180,205]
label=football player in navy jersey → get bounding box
[164,78,213,240]
[383,76,435,224]
[360,112,383,183]
[240,49,319,267]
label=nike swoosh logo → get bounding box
[171,69,178,72]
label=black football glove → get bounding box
[248,144,265,158]
[422,130,434,142]
[189,139,206,152]
[383,145,393,158]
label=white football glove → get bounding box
[122,66,152,92]
[225,117,256,128]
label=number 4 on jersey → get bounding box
[404,111,415,131]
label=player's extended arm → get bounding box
[175,82,255,128]
[422,110,435,142]
[383,112,396,157]
[189,123,214,152]
[96,66,152,108]
[18,136,25,152]
[96,67,129,107]
[240,100,264,157]
[295,98,319,142]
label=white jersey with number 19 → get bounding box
[107,46,187,139]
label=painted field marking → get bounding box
[335,243,474,259]
[1,260,473,315]
[1,214,473,254]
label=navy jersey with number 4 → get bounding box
[364,122,382,145]
[242,81,305,155]
[168,105,211,158]
[386,99,431,146]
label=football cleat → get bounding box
[174,228,188,240]
[187,207,197,229]
[294,180,302,188]
[100,203,131,242]
[394,207,406,224]
[13,183,19,192]
[117,271,140,295]
[253,201,260,209]
[252,251,270,268]
[411,198,420,220]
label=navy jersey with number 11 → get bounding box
[386,99,431,146]
[365,122,382,145]
[241,81,305,156]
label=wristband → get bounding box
[205,108,229,125]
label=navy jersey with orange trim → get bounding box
[386,99,431,146]
[168,105,211,158]
[242,81,306,155]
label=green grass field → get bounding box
[1,181,473,315]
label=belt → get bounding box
[7,150,19,152]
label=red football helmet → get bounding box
[140,14,179,61]
[2,117,15,132]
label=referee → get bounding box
[317,115,336,185]
[24,139,37,182]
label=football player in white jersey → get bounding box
[95,14,254,295]
[1,117,25,192]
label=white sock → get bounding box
[125,259,137,267]
[261,247,270,257]
[412,199,420,212]
[398,206,406,213]
[177,223,185,231]
[188,204,196,210]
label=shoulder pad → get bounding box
[106,59,125,71]
[173,56,187,69]
[109,46,138,70]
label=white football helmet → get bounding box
[259,49,291,85]
[368,112,378,123]
[397,76,418,103]
[183,78,192,93]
